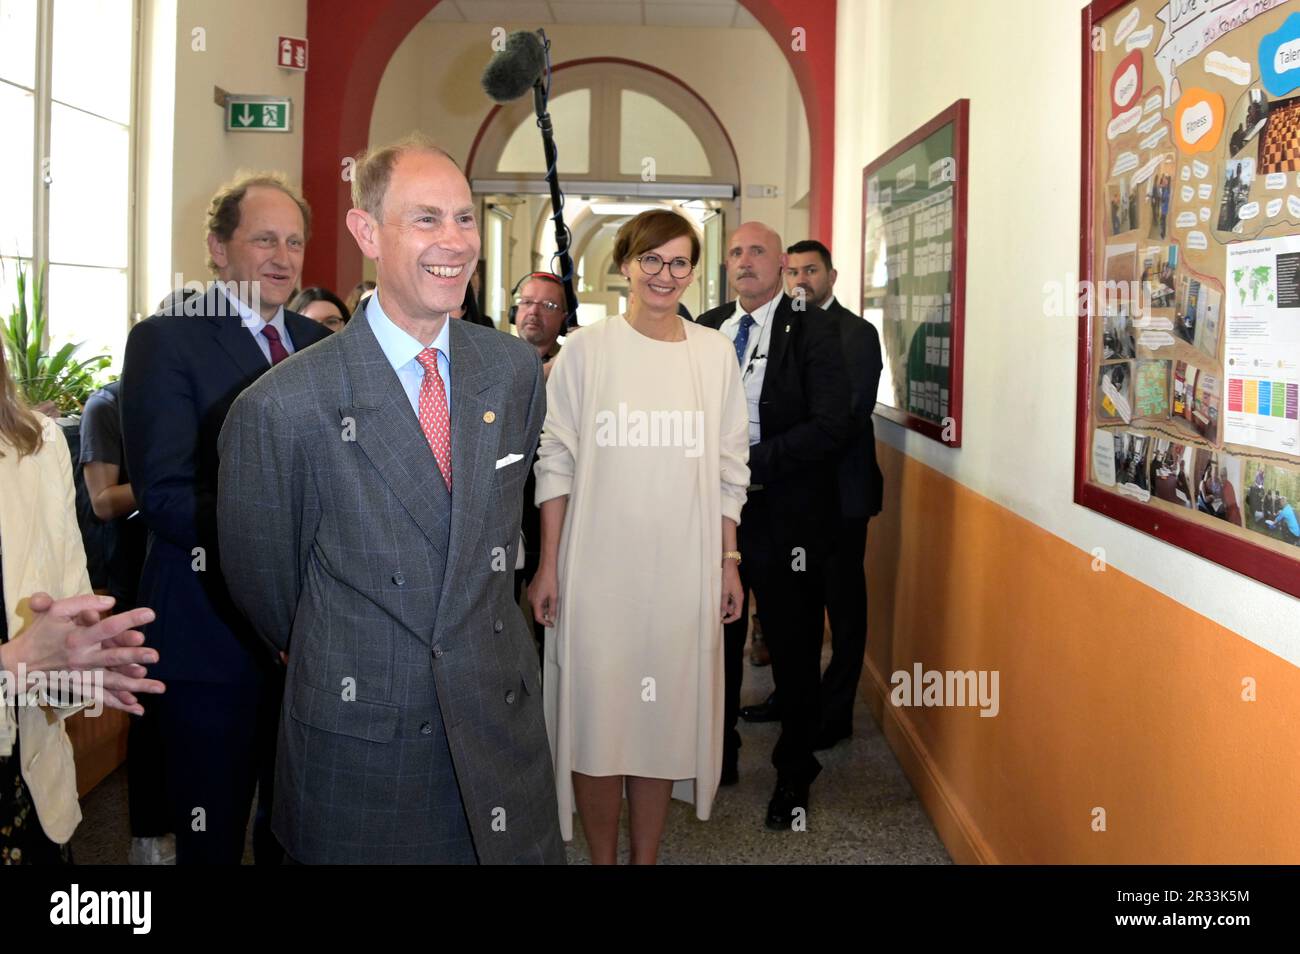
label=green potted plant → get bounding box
[2,259,110,416]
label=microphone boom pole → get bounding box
[530,43,580,329]
[481,29,579,329]
[533,82,580,329]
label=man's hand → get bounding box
[721,562,744,624]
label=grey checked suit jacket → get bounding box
[217,307,564,864]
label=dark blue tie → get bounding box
[734,313,755,366]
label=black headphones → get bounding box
[508,272,564,324]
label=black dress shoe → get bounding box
[813,725,852,750]
[764,781,810,831]
[740,692,780,723]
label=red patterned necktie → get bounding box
[261,324,289,365]
[416,347,452,491]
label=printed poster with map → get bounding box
[1080,0,1300,595]
[1224,234,1300,454]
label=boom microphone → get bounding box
[481,30,547,103]
[478,28,581,330]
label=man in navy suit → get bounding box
[785,240,883,748]
[120,174,330,864]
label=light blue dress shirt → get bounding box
[230,295,295,364]
[366,292,452,416]
[719,290,781,446]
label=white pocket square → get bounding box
[495,453,524,470]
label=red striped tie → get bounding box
[416,348,452,491]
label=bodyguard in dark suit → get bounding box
[785,241,883,747]
[697,222,850,830]
[120,174,329,864]
[218,137,564,864]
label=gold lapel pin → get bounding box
[483,411,496,423]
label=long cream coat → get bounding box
[535,315,749,840]
[0,415,93,844]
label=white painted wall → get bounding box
[833,0,1299,665]
[162,0,307,291]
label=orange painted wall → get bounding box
[864,441,1300,864]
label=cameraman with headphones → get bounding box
[511,272,566,380]
[512,272,568,659]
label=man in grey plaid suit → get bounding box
[217,136,564,864]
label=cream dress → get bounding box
[534,314,749,840]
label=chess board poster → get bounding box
[1080,0,1300,596]
[861,100,969,447]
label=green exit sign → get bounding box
[225,96,292,133]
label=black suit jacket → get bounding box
[120,287,331,685]
[824,298,884,519]
[697,294,851,559]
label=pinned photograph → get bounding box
[1145,159,1174,240]
[1113,430,1151,491]
[1216,158,1254,231]
[1134,359,1170,417]
[1192,448,1244,526]
[1228,87,1269,157]
[1171,359,1222,441]
[1107,178,1139,235]
[1257,92,1300,175]
[1102,304,1136,359]
[1149,438,1194,507]
[1243,461,1300,545]
[1139,244,1177,311]
[1102,243,1138,311]
[1097,361,1133,423]
[1173,274,1223,359]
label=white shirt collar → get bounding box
[733,288,783,326]
[366,290,452,372]
[229,292,286,335]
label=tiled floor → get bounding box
[73,639,949,865]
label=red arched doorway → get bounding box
[301,0,836,291]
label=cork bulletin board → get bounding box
[1079,0,1300,596]
[861,99,969,446]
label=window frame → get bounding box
[2,0,140,362]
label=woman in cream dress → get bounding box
[529,210,749,864]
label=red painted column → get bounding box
[737,0,837,244]
[302,0,436,292]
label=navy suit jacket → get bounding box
[824,298,884,519]
[119,287,331,685]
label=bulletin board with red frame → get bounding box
[1077,0,1300,598]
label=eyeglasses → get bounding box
[635,254,694,279]
[515,297,562,312]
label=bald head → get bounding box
[726,221,786,310]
